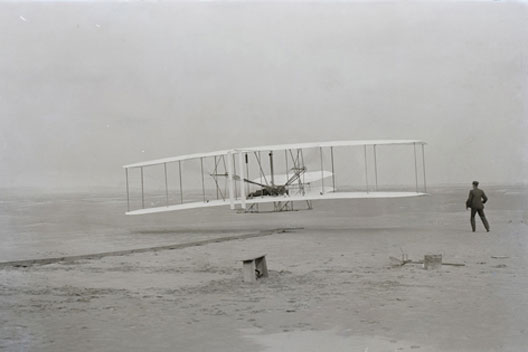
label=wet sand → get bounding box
[1,186,527,351]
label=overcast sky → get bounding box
[0,0,527,190]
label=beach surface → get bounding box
[1,186,527,351]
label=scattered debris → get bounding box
[389,256,412,267]
[389,255,465,268]
[424,254,442,270]
[494,264,507,268]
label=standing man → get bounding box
[466,181,490,232]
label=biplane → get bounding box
[123,140,428,215]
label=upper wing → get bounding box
[123,149,230,169]
[236,139,426,153]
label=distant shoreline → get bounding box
[1,183,527,196]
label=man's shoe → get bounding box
[486,229,490,232]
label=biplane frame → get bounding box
[123,140,428,215]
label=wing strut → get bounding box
[222,155,228,199]
[141,166,145,208]
[422,144,427,193]
[269,151,275,187]
[227,151,235,209]
[300,149,306,188]
[373,145,378,191]
[164,162,169,205]
[232,154,238,198]
[330,146,336,191]
[178,161,183,203]
[320,147,324,194]
[237,152,246,210]
[284,150,289,181]
[125,168,130,212]
[200,157,206,202]
[214,156,219,200]
[413,142,419,193]
[363,146,369,193]
[245,153,250,196]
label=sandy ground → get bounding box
[1,186,528,351]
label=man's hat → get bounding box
[472,181,479,186]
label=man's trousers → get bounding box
[470,208,490,232]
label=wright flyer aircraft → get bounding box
[123,140,428,215]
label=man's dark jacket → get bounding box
[466,188,488,210]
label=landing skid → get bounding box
[240,200,313,213]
